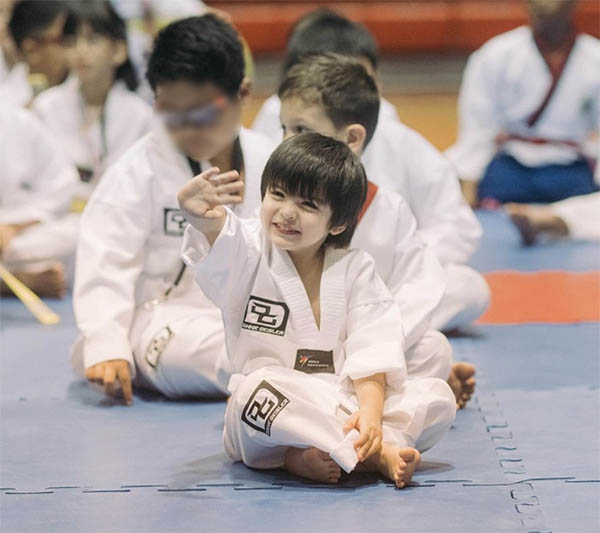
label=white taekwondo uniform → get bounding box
[445,27,599,183]
[1,104,80,270]
[72,126,276,398]
[181,208,456,473]
[253,94,488,332]
[352,183,452,381]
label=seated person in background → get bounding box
[32,0,152,197]
[446,0,599,206]
[72,15,276,405]
[0,104,79,297]
[2,0,73,106]
[178,132,456,487]
[252,8,399,142]
[278,51,487,338]
[6,0,153,287]
[278,54,476,408]
[507,191,600,245]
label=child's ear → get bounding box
[112,41,128,68]
[329,224,347,237]
[345,124,366,154]
[238,76,252,101]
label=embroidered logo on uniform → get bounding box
[145,326,174,368]
[294,349,335,374]
[163,207,188,236]
[242,296,289,336]
[241,380,290,435]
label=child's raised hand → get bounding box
[343,408,383,462]
[85,359,133,406]
[177,167,244,220]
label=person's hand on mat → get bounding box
[178,167,244,222]
[85,359,133,405]
[343,408,383,462]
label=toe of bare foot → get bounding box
[396,448,421,488]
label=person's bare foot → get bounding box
[448,362,476,409]
[284,447,342,484]
[1,262,66,298]
[506,203,568,246]
[371,445,421,489]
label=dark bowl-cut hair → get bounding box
[278,53,380,149]
[146,14,244,96]
[9,0,71,48]
[66,0,138,91]
[261,132,367,250]
[283,9,378,75]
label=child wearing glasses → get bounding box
[71,14,276,405]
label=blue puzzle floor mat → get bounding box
[1,211,599,532]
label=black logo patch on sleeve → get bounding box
[242,296,289,336]
[241,380,290,436]
[294,349,335,374]
[163,207,188,236]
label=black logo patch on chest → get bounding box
[241,380,290,435]
[242,296,289,336]
[163,207,188,236]
[294,349,335,374]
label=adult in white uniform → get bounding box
[446,0,599,205]
[179,133,456,487]
[73,14,277,404]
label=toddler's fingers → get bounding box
[362,436,382,462]
[215,181,244,195]
[209,170,239,185]
[343,412,360,433]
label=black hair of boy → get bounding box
[283,9,378,75]
[146,14,244,96]
[261,132,367,249]
[278,53,380,148]
[67,0,138,91]
[8,0,70,48]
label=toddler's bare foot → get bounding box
[284,447,342,484]
[506,203,568,246]
[1,262,66,299]
[448,362,476,409]
[373,445,421,489]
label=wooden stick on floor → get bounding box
[0,263,60,325]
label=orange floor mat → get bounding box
[478,270,600,325]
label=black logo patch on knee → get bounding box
[241,380,290,436]
[145,326,174,368]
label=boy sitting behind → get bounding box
[73,15,275,404]
[278,53,476,408]
[179,133,456,487]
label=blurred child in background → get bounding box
[446,0,599,206]
[2,0,72,106]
